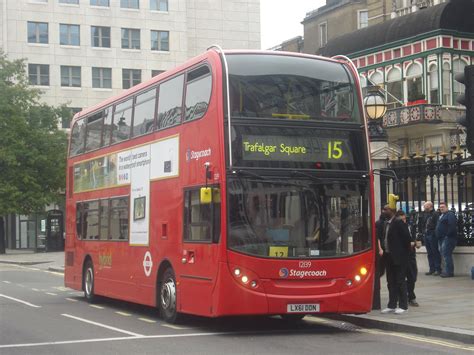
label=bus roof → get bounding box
[70,49,348,126]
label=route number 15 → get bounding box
[328,141,343,159]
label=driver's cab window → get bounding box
[183,187,220,242]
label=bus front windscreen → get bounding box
[226,54,360,123]
[227,177,371,258]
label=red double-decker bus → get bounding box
[64,48,375,323]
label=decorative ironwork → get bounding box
[381,147,473,246]
[382,104,442,128]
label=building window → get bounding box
[152,70,164,77]
[28,64,49,86]
[122,69,141,89]
[59,0,79,3]
[91,26,111,48]
[121,28,140,49]
[386,67,403,108]
[358,10,368,29]
[406,63,424,103]
[453,58,467,106]
[27,22,48,44]
[61,66,81,87]
[428,64,439,104]
[63,107,81,129]
[120,0,139,9]
[91,0,109,6]
[60,24,80,46]
[151,30,169,51]
[92,67,112,88]
[150,0,168,11]
[442,62,451,105]
[319,22,327,48]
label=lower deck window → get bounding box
[76,196,129,241]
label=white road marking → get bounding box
[138,318,156,323]
[31,288,40,292]
[61,314,143,337]
[2,281,11,284]
[0,294,41,308]
[0,331,235,349]
[65,298,78,302]
[90,305,105,309]
[54,286,68,292]
[45,292,58,296]
[115,311,131,317]
[46,271,63,276]
[161,324,190,330]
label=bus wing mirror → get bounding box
[200,187,212,204]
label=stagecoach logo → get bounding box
[279,267,327,279]
[143,251,153,277]
[186,148,212,162]
[279,268,289,278]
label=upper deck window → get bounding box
[156,74,184,129]
[70,118,86,157]
[133,88,157,137]
[112,99,133,144]
[226,54,360,123]
[185,65,212,122]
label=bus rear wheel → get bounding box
[159,268,180,323]
[83,260,96,303]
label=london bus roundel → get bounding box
[143,251,153,277]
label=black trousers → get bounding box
[384,253,408,310]
[406,250,417,301]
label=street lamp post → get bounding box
[364,86,388,141]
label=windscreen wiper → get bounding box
[233,169,265,180]
[291,170,323,183]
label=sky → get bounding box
[260,0,326,49]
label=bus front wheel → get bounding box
[83,260,96,303]
[159,268,180,323]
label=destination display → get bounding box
[241,134,353,164]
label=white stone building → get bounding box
[0,0,261,128]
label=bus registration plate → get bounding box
[287,304,320,313]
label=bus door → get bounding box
[179,186,221,315]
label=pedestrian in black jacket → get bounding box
[380,205,412,314]
[396,210,419,307]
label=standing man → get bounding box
[422,201,441,276]
[436,202,458,278]
[381,205,412,314]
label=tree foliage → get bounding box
[0,52,69,216]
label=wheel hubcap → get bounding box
[85,268,93,296]
[161,278,176,312]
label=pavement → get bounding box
[0,250,472,344]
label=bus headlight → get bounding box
[229,264,260,290]
[354,275,361,282]
[360,267,368,275]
